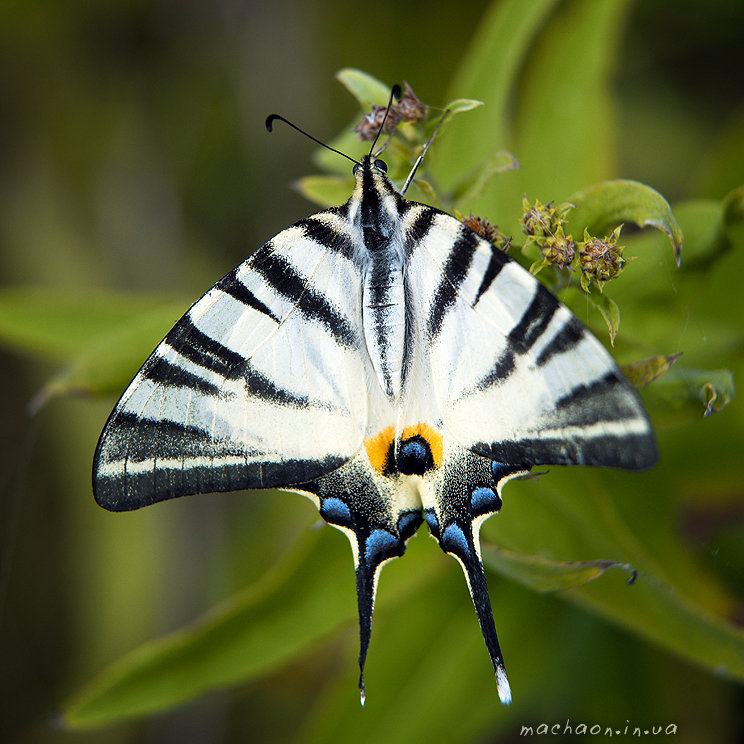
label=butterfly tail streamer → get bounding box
[300,457,414,706]
[427,448,529,704]
[443,526,512,705]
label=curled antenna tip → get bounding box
[392,83,402,100]
[265,114,281,133]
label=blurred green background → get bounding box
[1,0,744,742]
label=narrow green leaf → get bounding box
[442,98,484,115]
[486,468,744,685]
[587,289,620,345]
[638,367,735,428]
[293,174,354,208]
[29,301,186,411]
[434,0,560,186]
[482,545,632,592]
[568,179,684,265]
[61,528,354,730]
[61,525,442,730]
[508,0,632,204]
[621,353,682,389]
[335,68,390,108]
[0,288,178,362]
[565,567,744,683]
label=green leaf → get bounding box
[61,528,354,729]
[482,546,633,592]
[335,68,390,108]
[484,467,744,686]
[61,524,443,730]
[434,0,560,186]
[29,301,186,411]
[563,566,744,685]
[621,353,682,389]
[587,289,620,345]
[293,174,354,208]
[567,179,684,265]
[0,287,179,362]
[639,367,735,428]
[442,98,484,115]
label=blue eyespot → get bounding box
[471,486,501,513]
[320,497,351,526]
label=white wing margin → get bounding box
[94,210,368,510]
[405,206,656,470]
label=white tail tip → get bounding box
[496,665,512,705]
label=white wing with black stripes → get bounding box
[404,204,654,470]
[94,210,369,510]
[93,152,656,707]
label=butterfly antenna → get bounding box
[369,84,402,157]
[400,108,449,196]
[266,114,359,165]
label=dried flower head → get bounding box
[521,196,556,237]
[579,226,625,290]
[396,82,426,123]
[354,105,400,141]
[540,225,576,270]
[462,212,511,252]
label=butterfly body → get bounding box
[94,153,656,705]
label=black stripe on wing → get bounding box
[216,269,281,324]
[535,316,585,367]
[508,287,559,352]
[141,355,222,397]
[244,363,326,408]
[403,206,436,257]
[296,212,354,258]
[165,316,247,379]
[427,228,480,338]
[93,413,346,510]
[473,427,657,470]
[252,248,358,346]
[473,245,509,306]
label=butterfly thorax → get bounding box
[348,156,411,402]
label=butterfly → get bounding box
[93,95,656,706]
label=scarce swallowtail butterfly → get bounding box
[93,91,656,706]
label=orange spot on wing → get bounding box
[365,423,443,474]
[365,426,395,474]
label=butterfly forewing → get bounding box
[93,209,369,511]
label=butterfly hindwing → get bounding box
[405,205,656,470]
[93,209,369,510]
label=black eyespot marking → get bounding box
[397,436,435,476]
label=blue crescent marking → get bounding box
[442,523,470,557]
[365,529,399,564]
[320,497,352,526]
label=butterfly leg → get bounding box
[299,455,422,705]
[424,446,529,705]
